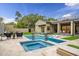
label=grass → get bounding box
[68,44,79,49]
[62,35,79,40]
[23,32,32,35]
[52,33,60,35]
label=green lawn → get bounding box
[68,44,79,49]
[62,35,79,40]
[23,32,32,35]
[53,33,60,35]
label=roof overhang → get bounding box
[47,20,79,25]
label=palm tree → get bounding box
[15,11,22,21]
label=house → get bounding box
[35,20,47,33]
[35,20,57,33]
[35,19,79,35]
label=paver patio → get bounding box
[0,38,60,56]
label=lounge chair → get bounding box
[16,32,23,38]
[4,32,13,39]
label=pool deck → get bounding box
[0,36,79,56]
[57,39,79,56]
[0,37,60,56]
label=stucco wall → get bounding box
[35,25,42,32]
[35,20,46,26]
[4,25,14,32]
[35,20,46,33]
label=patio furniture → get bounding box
[16,32,23,38]
[4,32,13,39]
[12,32,16,39]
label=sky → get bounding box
[0,3,79,23]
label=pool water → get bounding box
[26,35,45,41]
[48,37,65,43]
[20,41,54,51]
[21,35,65,51]
[26,35,65,43]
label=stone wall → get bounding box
[15,28,28,32]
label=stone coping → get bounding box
[57,45,79,56]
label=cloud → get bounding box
[62,13,71,18]
[3,17,15,23]
[64,3,79,7]
[54,3,79,19]
[62,12,79,20]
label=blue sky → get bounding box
[0,3,79,23]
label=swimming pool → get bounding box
[48,37,65,43]
[25,35,65,43]
[26,35,45,40]
[20,41,54,51]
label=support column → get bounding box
[45,25,47,33]
[50,25,53,33]
[71,21,75,35]
[74,22,75,35]
[57,23,61,34]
